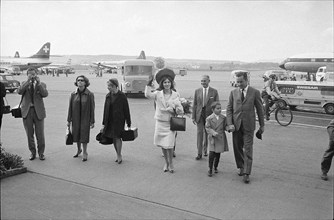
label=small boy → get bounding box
[321,119,334,181]
[205,101,229,177]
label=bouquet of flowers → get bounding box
[179,97,193,117]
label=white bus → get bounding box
[276,81,334,114]
[118,59,155,95]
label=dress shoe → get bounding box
[195,155,202,160]
[321,173,328,181]
[204,152,208,157]
[243,174,250,184]
[238,168,244,176]
[39,154,45,160]
[214,168,218,173]
[208,170,213,177]
[29,154,36,160]
[82,153,88,162]
[117,160,122,164]
[173,151,176,157]
[73,149,82,158]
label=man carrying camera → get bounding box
[17,68,48,160]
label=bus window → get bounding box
[125,65,152,76]
[321,88,334,96]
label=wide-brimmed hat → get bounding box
[155,68,175,84]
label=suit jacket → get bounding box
[145,86,183,122]
[192,87,219,123]
[226,86,264,132]
[17,80,48,120]
[205,113,229,153]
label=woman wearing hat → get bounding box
[67,75,95,161]
[145,68,184,173]
[101,78,131,164]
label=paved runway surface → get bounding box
[1,71,333,219]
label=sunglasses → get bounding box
[77,79,85,82]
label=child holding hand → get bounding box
[205,102,229,177]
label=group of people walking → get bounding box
[2,67,333,184]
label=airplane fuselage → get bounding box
[279,53,334,73]
[0,57,51,71]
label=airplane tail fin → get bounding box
[137,50,146,59]
[29,42,50,59]
[14,51,20,58]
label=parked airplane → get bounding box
[0,42,51,71]
[279,52,334,73]
[91,50,147,71]
[42,58,74,74]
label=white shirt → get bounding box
[240,86,248,99]
[203,87,209,107]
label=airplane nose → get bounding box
[279,61,286,70]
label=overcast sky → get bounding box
[1,0,333,62]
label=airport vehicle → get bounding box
[279,52,334,73]
[119,59,155,95]
[0,42,51,71]
[230,70,250,87]
[276,81,334,114]
[179,69,187,76]
[263,70,289,80]
[0,73,20,93]
[265,98,293,126]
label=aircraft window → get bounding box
[311,58,316,62]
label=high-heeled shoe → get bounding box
[163,164,169,172]
[73,149,82,158]
[169,165,174,173]
[82,153,88,162]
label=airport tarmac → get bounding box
[1,70,333,219]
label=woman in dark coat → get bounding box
[67,75,95,161]
[101,78,131,164]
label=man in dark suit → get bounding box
[192,75,219,160]
[17,68,48,160]
[226,71,264,183]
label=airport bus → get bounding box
[276,81,334,114]
[118,59,155,95]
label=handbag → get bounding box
[65,127,73,145]
[170,116,186,131]
[11,91,25,118]
[121,127,138,141]
[96,132,113,145]
[3,97,11,114]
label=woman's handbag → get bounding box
[121,127,138,141]
[3,97,11,114]
[96,132,113,145]
[11,92,25,118]
[170,116,186,131]
[65,127,73,145]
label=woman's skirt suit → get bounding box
[67,88,95,143]
[102,91,131,139]
[145,86,184,149]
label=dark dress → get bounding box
[102,91,131,139]
[67,88,95,143]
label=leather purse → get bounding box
[3,97,11,114]
[170,116,186,131]
[65,127,73,145]
[11,91,25,118]
[121,127,138,141]
[96,132,113,145]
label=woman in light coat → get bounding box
[145,68,183,173]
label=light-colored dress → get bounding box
[145,86,184,149]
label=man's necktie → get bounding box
[203,88,207,107]
[241,89,245,102]
[31,83,34,104]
